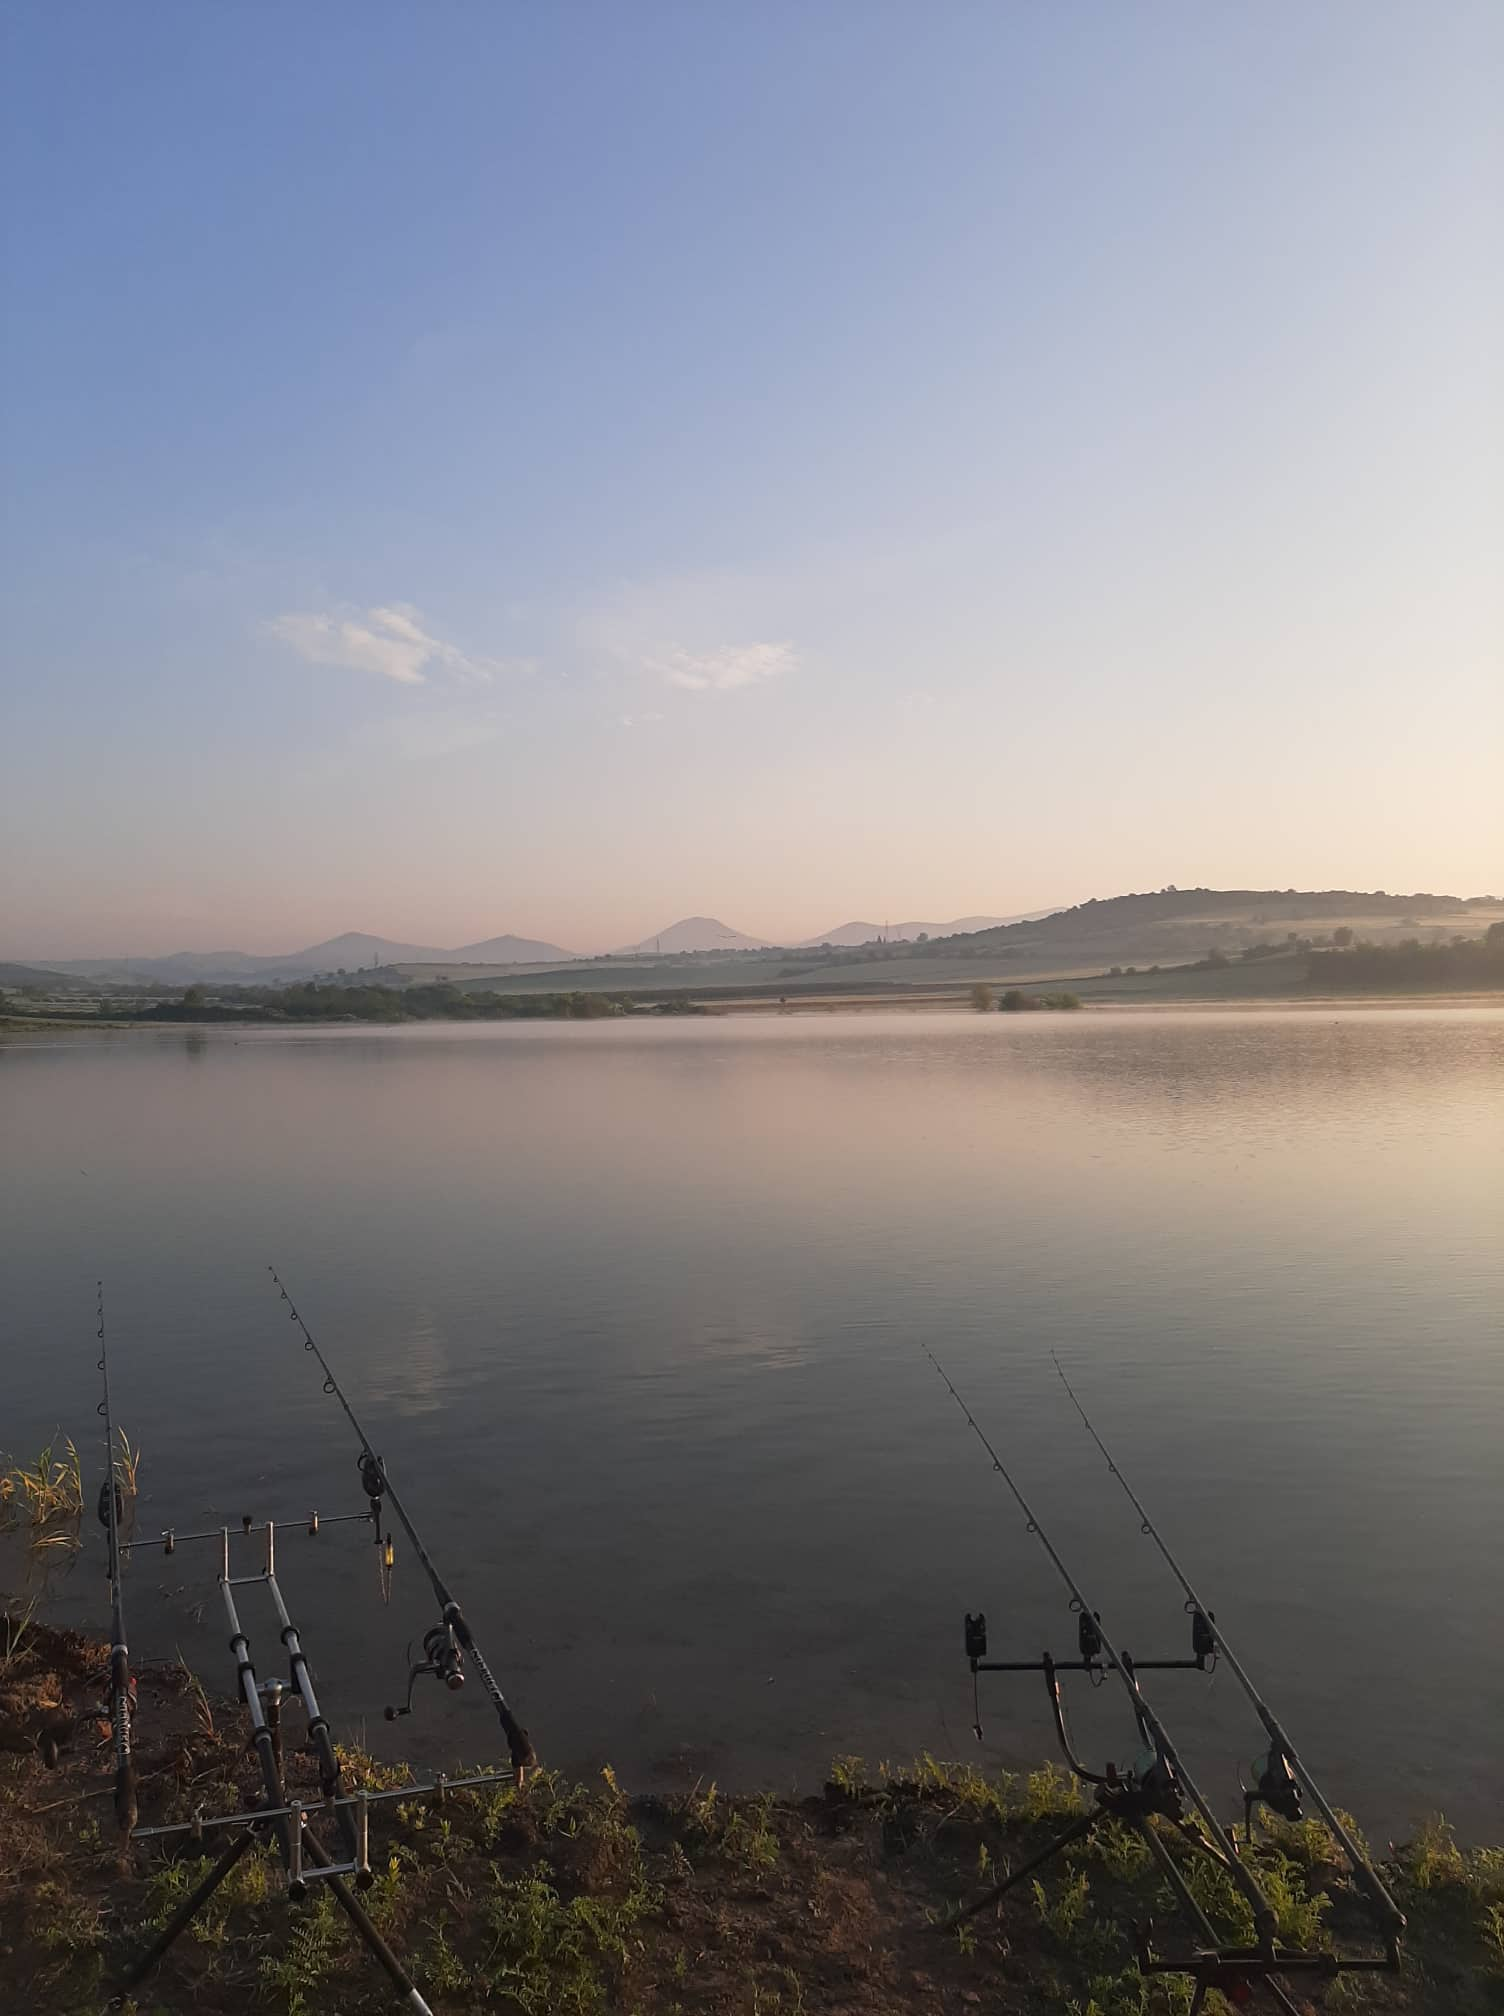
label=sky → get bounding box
[2,3,1501,959]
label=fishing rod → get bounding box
[922,1344,1282,1954]
[95,1280,137,1841]
[268,1267,535,1781]
[1050,1350,1406,1950]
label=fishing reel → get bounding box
[385,1622,465,1721]
[1125,1738,1185,1823]
[1242,1745,1302,1837]
[97,1477,124,1529]
[964,1612,988,1662]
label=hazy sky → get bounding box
[3,4,1501,958]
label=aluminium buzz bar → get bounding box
[121,1507,375,1556]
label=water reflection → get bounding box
[1,1010,1500,1836]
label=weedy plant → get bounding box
[259,1886,345,2014]
[908,1751,1015,1827]
[0,1439,84,1530]
[112,1426,141,1500]
[0,1599,38,1676]
[826,1755,865,1798]
[1033,1866,1092,1942]
[1021,1762,1088,1824]
[480,1862,658,2015]
[720,1793,779,1873]
[175,1649,216,1737]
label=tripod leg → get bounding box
[1133,1818,1221,1949]
[1170,1813,1237,1874]
[1260,1976,1305,2015]
[116,1826,260,1990]
[943,1809,1101,1927]
[302,1828,432,2013]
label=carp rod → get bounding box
[921,1344,1283,1958]
[268,1268,535,1781]
[95,1281,137,1840]
[1050,1351,1405,1950]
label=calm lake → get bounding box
[2,1008,1501,1840]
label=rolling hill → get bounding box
[21,888,1496,997]
[447,933,578,965]
[43,929,578,986]
[800,911,1052,947]
[0,959,74,989]
[611,917,775,956]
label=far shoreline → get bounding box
[5,987,1503,1036]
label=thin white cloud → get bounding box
[653,641,796,692]
[268,602,510,687]
[578,571,803,698]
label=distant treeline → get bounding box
[972,983,1081,1012]
[128,983,699,1023]
[1307,927,1504,992]
[1001,988,1081,1011]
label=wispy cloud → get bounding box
[268,602,513,687]
[579,571,803,699]
[651,641,797,692]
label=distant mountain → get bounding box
[48,949,281,983]
[612,916,775,956]
[44,929,579,986]
[278,933,455,973]
[801,911,1052,947]
[446,933,578,965]
[0,959,74,988]
[31,887,1487,992]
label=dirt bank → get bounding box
[1,1617,1499,2014]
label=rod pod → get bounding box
[922,1344,1282,1952]
[1049,1351,1405,1949]
[269,1267,535,1780]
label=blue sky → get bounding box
[3,3,1500,956]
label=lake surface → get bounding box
[2,1009,1501,1839]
